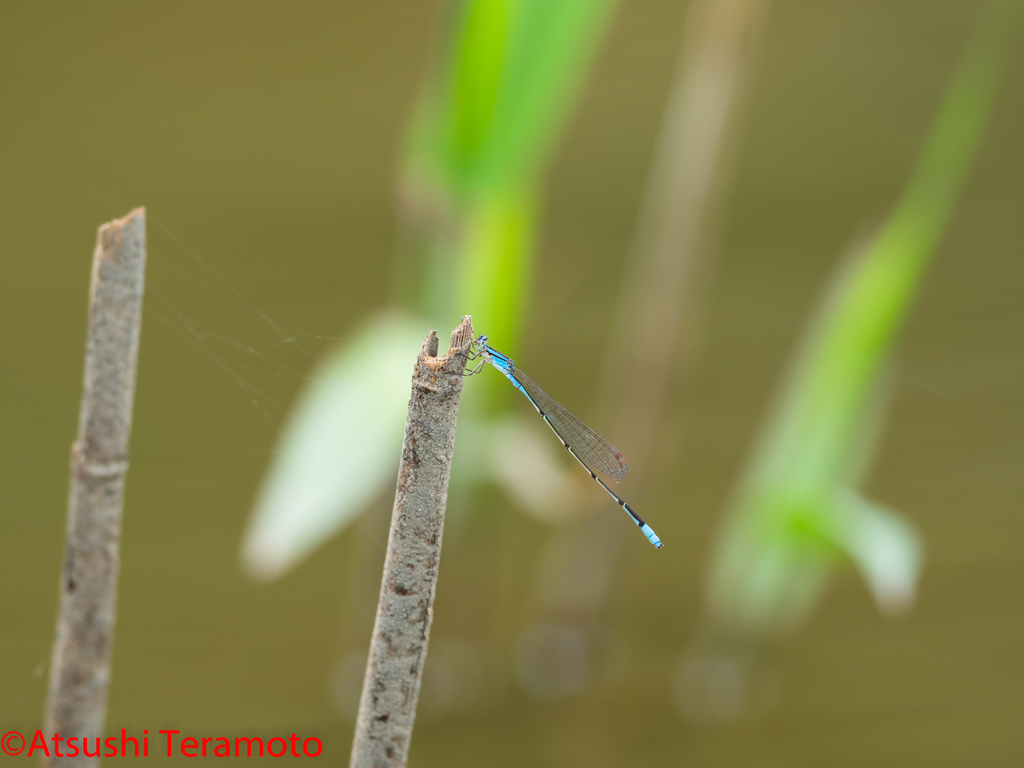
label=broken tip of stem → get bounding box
[420,316,474,373]
[350,314,472,768]
[422,330,439,358]
[449,314,474,352]
[97,207,146,253]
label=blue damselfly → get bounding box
[464,335,663,549]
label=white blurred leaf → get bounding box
[240,309,427,581]
[835,489,923,615]
[449,403,584,523]
[487,415,583,523]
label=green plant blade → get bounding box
[705,0,1021,635]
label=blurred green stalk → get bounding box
[400,0,616,370]
[776,0,1024,491]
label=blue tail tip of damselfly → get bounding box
[640,523,664,549]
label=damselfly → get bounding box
[464,335,663,549]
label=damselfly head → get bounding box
[475,334,488,346]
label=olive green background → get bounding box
[2,1,1022,765]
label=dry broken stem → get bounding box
[43,208,146,768]
[350,315,474,768]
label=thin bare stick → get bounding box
[350,315,473,768]
[43,208,147,768]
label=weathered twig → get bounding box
[350,315,473,768]
[43,208,147,768]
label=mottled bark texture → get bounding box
[350,316,473,768]
[43,208,146,768]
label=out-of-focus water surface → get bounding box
[2,1,1022,766]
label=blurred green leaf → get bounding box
[706,0,1021,635]
[418,0,616,198]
